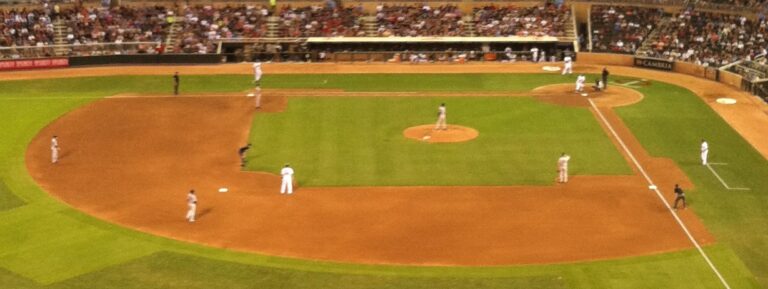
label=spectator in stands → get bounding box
[473,4,569,37]
[590,5,664,54]
[643,9,768,67]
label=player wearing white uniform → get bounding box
[280,164,295,194]
[562,56,573,75]
[575,75,586,92]
[253,61,263,85]
[51,135,59,164]
[557,153,571,183]
[435,103,447,130]
[185,190,197,222]
[701,139,709,165]
[530,47,539,63]
[253,87,262,108]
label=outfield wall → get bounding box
[578,52,742,90]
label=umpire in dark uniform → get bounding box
[673,184,686,210]
[601,67,609,90]
[173,72,180,95]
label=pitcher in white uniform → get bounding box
[701,139,709,165]
[435,103,447,130]
[280,164,295,194]
[557,153,571,183]
[51,135,59,164]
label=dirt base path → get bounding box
[26,84,712,265]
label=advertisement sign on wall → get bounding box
[0,58,69,71]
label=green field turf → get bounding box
[245,97,630,186]
[0,73,764,289]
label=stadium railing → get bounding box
[0,42,161,59]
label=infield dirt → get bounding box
[26,79,713,266]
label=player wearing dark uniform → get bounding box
[602,67,609,90]
[673,184,686,210]
[239,144,251,167]
[173,72,180,95]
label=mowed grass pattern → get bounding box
[0,73,762,289]
[247,97,630,186]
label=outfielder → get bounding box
[575,75,586,92]
[562,56,573,75]
[253,61,263,86]
[51,135,59,164]
[701,139,709,165]
[435,103,447,130]
[280,164,294,194]
[185,189,197,222]
[557,153,571,183]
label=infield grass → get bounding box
[0,73,764,289]
[246,96,630,186]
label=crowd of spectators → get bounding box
[2,3,573,50]
[642,10,768,66]
[59,5,170,45]
[473,4,570,37]
[375,4,464,37]
[0,8,55,47]
[692,0,768,11]
[280,5,363,37]
[590,5,664,54]
[177,5,269,54]
[8,1,768,69]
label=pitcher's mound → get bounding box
[403,125,479,143]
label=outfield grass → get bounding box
[0,73,764,289]
[246,97,630,186]
[618,81,768,288]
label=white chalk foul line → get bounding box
[705,164,751,191]
[588,98,731,289]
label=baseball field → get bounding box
[1,63,767,288]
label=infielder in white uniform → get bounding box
[185,190,197,222]
[557,153,571,183]
[562,56,573,75]
[280,164,294,194]
[253,61,263,86]
[575,75,586,92]
[435,103,447,130]
[701,139,709,165]
[51,135,59,164]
